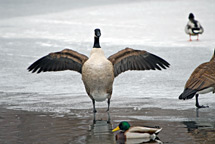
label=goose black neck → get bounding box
[93,37,101,48]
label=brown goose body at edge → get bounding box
[179,50,215,108]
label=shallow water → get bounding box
[1,0,215,143]
[1,107,215,144]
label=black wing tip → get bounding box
[159,58,170,68]
[149,53,170,70]
[156,59,170,70]
[27,56,47,73]
[27,66,35,73]
[27,64,39,73]
[179,88,197,100]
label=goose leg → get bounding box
[195,94,209,108]
[197,34,199,41]
[107,112,110,124]
[93,112,96,124]
[92,99,97,113]
[106,98,110,112]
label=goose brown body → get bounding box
[179,50,215,108]
[27,29,170,113]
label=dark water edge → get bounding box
[1,107,215,144]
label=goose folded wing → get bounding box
[27,49,88,74]
[185,62,215,91]
[108,48,170,77]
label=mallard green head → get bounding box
[112,121,131,132]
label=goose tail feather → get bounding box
[179,88,197,100]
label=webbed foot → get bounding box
[196,104,209,109]
[93,109,97,113]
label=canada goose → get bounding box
[185,13,204,41]
[28,28,170,113]
[179,50,215,108]
[112,121,162,140]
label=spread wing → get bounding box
[27,49,88,74]
[185,62,215,91]
[108,48,170,77]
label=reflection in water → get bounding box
[86,112,115,144]
[183,120,215,143]
[196,108,200,117]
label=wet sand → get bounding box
[1,107,215,144]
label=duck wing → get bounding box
[128,126,162,135]
[185,20,204,35]
[108,47,170,77]
[179,61,215,99]
[28,49,88,74]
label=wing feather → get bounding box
[179,61,215,100]
[108,47,170,77]
[128,126,162,134]
[185,61,215,91]
[28,49,88,74]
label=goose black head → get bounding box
[94,28,101,38]
[93,29,101,48]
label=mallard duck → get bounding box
[112,121,162,142]
[179,50,215,108]
[28,28,170,113]
[185,13,204,41]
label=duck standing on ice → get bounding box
[185,13,204,41]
